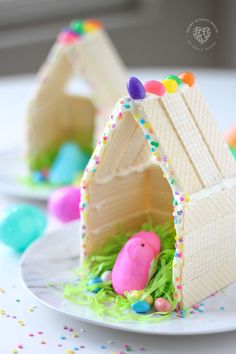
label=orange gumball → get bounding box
[225,125,236,149]
[178,72,195,87]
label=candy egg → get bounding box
[131,300,150,314]
[87,276,102,293]
[161,79,178,93]
[154,297,172,312]
[144,80,165,96]
[0,204,47,252]
[49,142,90,185]
[48,186,81,223]
[164,75,182,85]
[127,290,153,305]
[101,270,112,282]
[178,72,195,87]
[127,77,146,99]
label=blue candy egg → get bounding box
[131,300,151,314]
[49,142,90,185]
[87,276,102,293]
[127,77,146,99]
[0,204,47,252]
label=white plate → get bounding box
[20,221,236,335]
[0,147,56,200]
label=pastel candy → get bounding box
[0,204,47,252]
[127,290,154,305]
[101,270,112,282]
[154,297,172,312]
[87,276,102,293]
[127,77,146,99]
[48,186,81,223]
[112,233,161,295]
[49,142,90,185]
[131,300,150,314]
[144,80,165,96]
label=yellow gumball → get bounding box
[162,79,178,93]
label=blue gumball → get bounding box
[0,204,47,252]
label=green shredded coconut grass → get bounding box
[63,220,178,322]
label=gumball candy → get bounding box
[144,80,165,96]
[164,75,182,85]
[58,30,79,45]
[101,270,112,282]
[131,300,150,314]
[127,290,153,305]
[0,204,47,252]
[49,142,90,185]
[48,186,81,223]
[87,276,102,293]
[178,72,195,87]
[161,79,178,93]
[127,77,146,99]
[154,297,172,312]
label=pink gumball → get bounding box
[154,297,172,312]
[48,186,81,223]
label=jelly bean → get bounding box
[144,80,165,96]
[69,20,84,34]
[87,276,102,293]
[178,72,195,87]
[58,30,79,44]
[226,125,236,149]
[101,270,112,282]
[127,77,146,99]
[49,142,90,185]
[84,19,102,32]
[161,79,178,93]
[131,300,150,314]
[154,297,172,312]
[0,204,47,252]
[164,75,182,85]
[48,186,81,223]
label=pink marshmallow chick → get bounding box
[112,233,161,295]
[131,231,161,254]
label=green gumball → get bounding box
[0,204,47,252]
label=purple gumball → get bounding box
[48,186,81,223]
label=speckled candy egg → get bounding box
[48,186,81,223]
[0,204,47,252]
